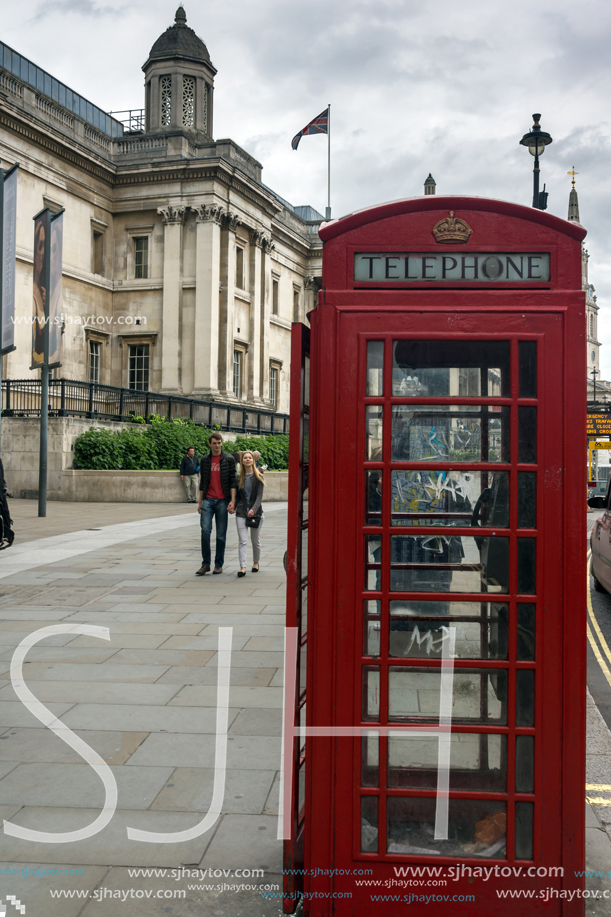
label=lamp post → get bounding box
[519,113,553,210]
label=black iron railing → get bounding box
[1,379,289,436]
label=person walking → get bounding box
[180,447,199,503]
[235,450,265,577]
[196,433,237,575]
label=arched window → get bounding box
[589,313,595,339]
[160,75,172,126]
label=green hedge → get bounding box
[73,418,289,471]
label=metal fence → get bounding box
[2,379,289,436]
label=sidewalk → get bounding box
[0,500,609,915]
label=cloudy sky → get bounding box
[4,0,611,373]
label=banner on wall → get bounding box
[1,164,18,355]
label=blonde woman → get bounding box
[235,450,265,577]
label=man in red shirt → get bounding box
[196,433,237,575]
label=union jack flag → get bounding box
[291,108,329,150]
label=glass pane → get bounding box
[366,470,383,525]
[392,340,510,397]
[303,355,310,407]
[515,736,534,792]
[518,473,537,528]
[367,341,384,396]
[363,666,380,720]
[517,604,536,660]
[389,603,508,660]
[391,599,488,617]
[367,405,384,460]
[516,670,535,726]
[362,732,379,787]
[302,414,309,462]
[361,797,379,853]
[515,802,534,860]
[390,535,509,594]
[301,585,308,637]
[518,407,537,463]
[519,342,537,398]
[299,640,307,697]
[302,481,309,522]
[391,470,508,527]
[388,667,507,724]
[392,406,509,463]
[298,761,306,821]
[517,539,536,594]
[365,535,382,591]
[388,732,506,791]
[364,599,381,656]
[301,526,308,582]
[387,798,506,858]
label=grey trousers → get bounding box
[236,515,263,568]
[183,474,199,501]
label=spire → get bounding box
[424,174,436,195]
[567,166,580,222]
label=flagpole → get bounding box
[325,103,331,220]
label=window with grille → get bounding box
[88,340,100,384]
[233,350,242,398]
[182,76,195,127]
[160,75,171,126]
[590,314,595,339]
[129,344,149,391]
[270,366,278,407]
[134,237,149,279]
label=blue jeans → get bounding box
[200,498,229,567]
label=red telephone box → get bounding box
[285,196,587,916]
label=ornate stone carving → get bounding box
[157,204,187,224]
[249,229,266,248]
[305,276,322,292]
[192,204,223,224]
[222,211,241,232]
[261,235,275,254]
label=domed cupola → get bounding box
[143,5,216,138]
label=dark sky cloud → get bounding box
[5,0,611,374]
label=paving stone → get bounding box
[229,709,282,736]
[206,651,284,669]
[0,702,75,729]
[9,646,119,664]
[200,814,281,870]
[263,772,280,816]
[66,633,170,649]
[126,733,281,771]
[99,603,169,613]
[200,623,285,637]
[157,634,250,651]
[17,662,171,683]
[168,686,284,709]
[0,807,214,866]
[106,649,216,667]
[0,728,148,764]
[0,680,182,706]
[150,766,276,815]
[25,587,115,606]
[0,762,174,808]
[157,667,277,687]
[67,611,188,624]
[181,613,284,626]
[0,631,78,646]
[0,863,109,917]
[242,637,286,652]
[268,670,284,687]
[61,704,239,734]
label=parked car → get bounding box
[589,482,611,592]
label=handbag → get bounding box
[245,514,261,529]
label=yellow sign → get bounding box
[590,442,611,450]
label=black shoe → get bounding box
[251,566,259,573]
[237,570,246,578]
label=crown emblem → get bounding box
[432,211,472,244]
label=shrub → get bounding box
[72,421,289,471]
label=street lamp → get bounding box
[519,113,553,210]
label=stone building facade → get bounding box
[0,7,323,415]
[567,178,600,379]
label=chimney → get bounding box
[424,174,436,195]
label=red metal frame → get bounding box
[287,197,586,916]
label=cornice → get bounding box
[0,100,116,186]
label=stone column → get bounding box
[192,204,222,396]
[259,235,274,403]
[219,212,240,398]
[248,231,264,402]
[157,204,186,392]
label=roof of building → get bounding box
[145,6,213,68]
